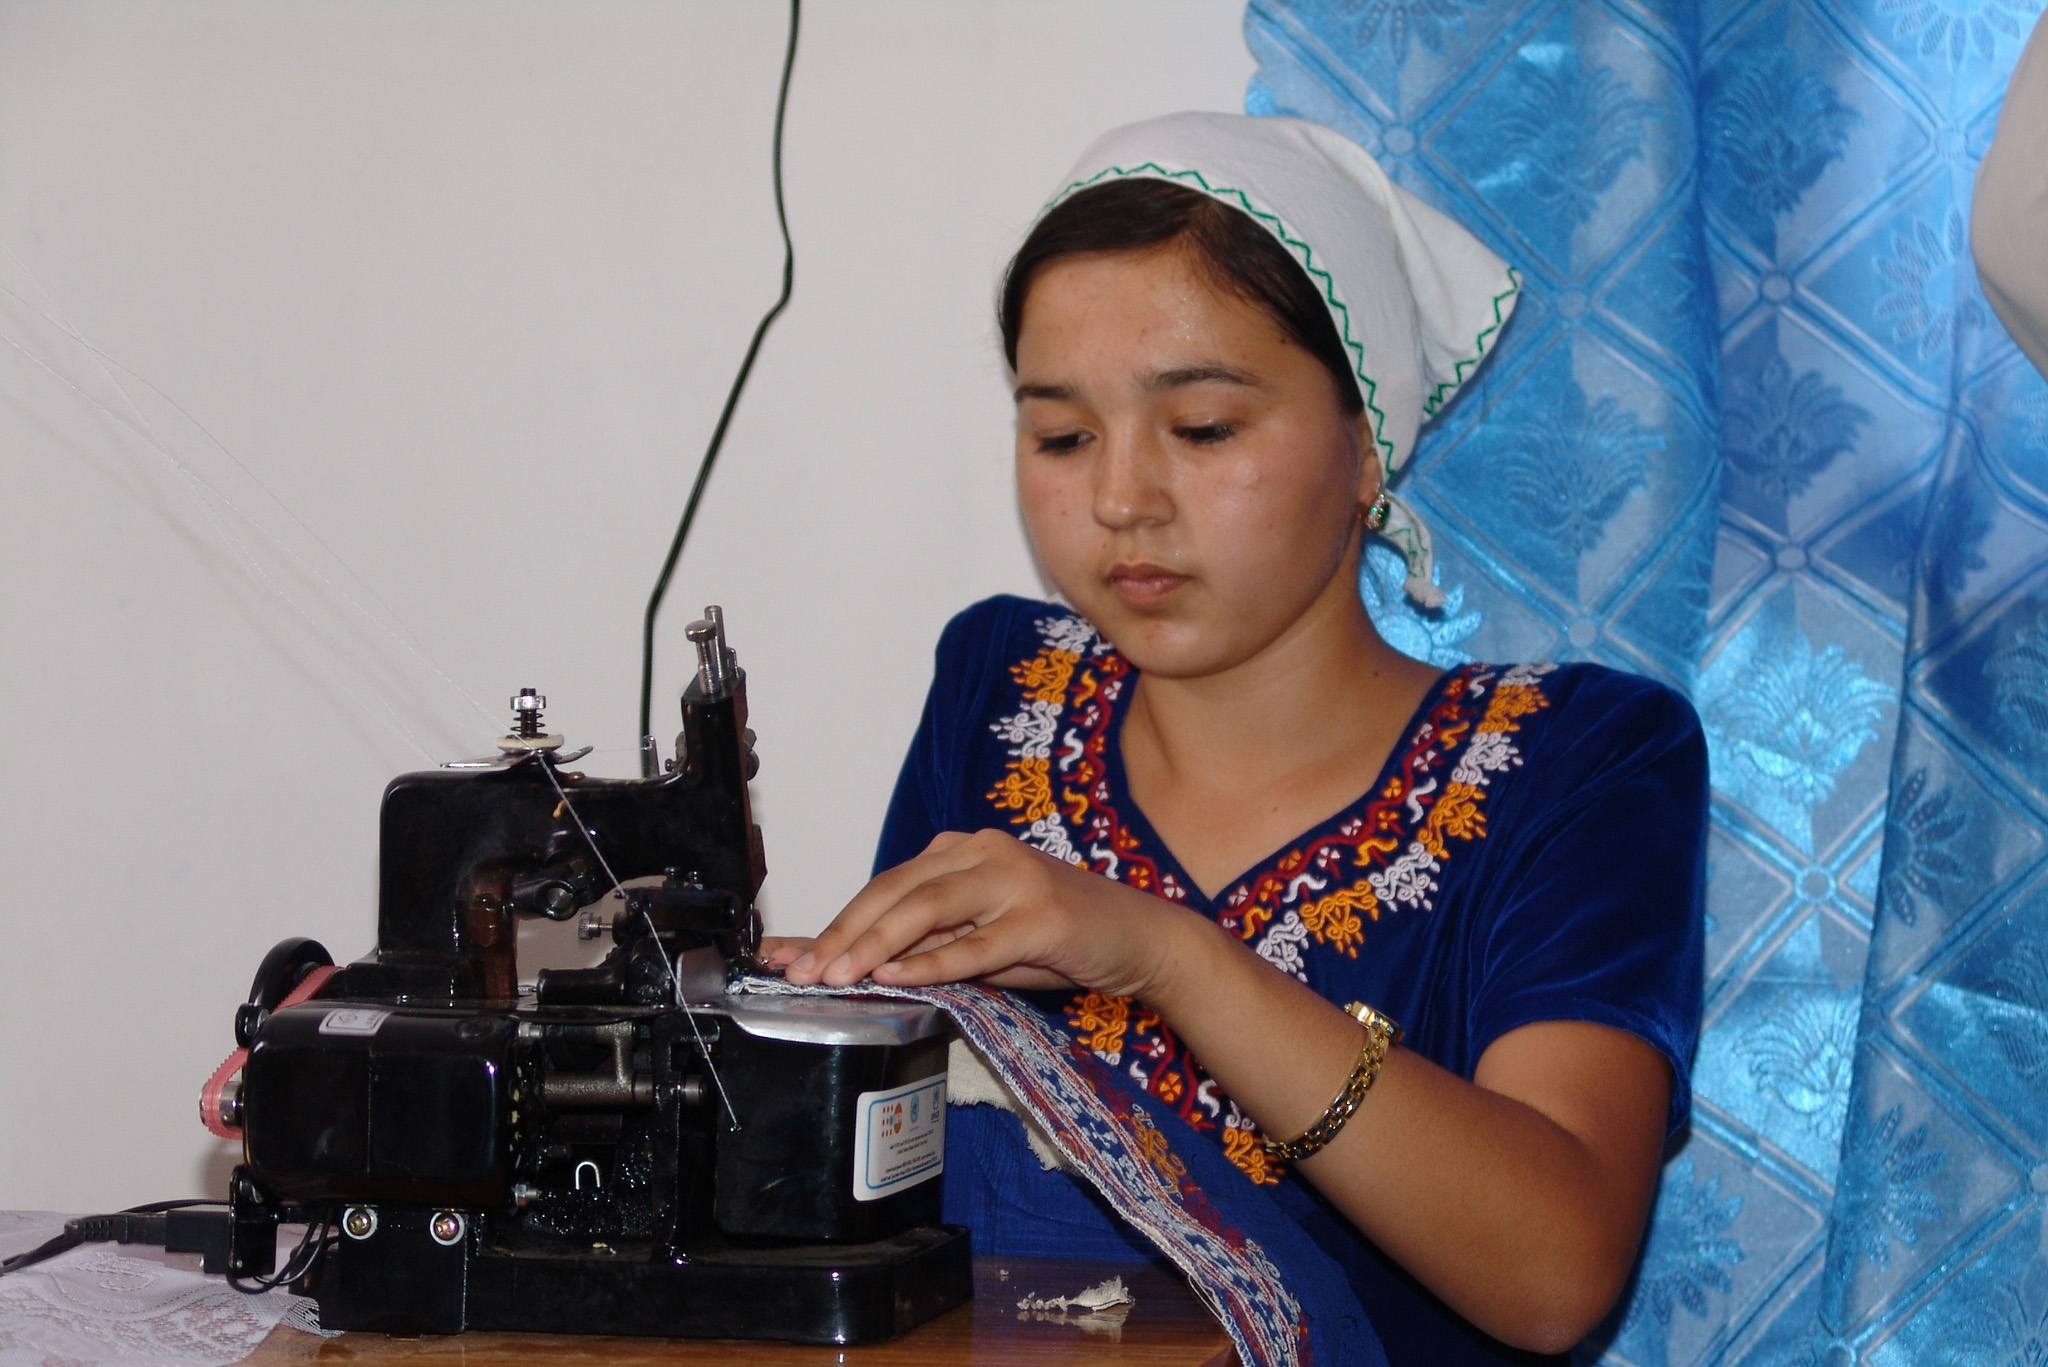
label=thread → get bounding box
[0,257,499,756]
[534,756,740,1131]
[0,240,473,714]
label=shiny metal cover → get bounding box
[721,993,947,1047]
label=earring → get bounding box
[1362,489,1392,533]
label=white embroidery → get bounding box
[990,699,1059,759]
[1253,910,1312,982]
[1452,727,1518,784]
[1281,868,1327,907]
[1370,843,1442,912]
[1020,814,1082,865]
[1359,662,1552,919]
[1037,613,1100,657]
[1404,773,1438,825]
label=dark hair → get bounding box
[998,178,1362,416]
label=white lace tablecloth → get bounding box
[0,1211,318,1366]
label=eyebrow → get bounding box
[1012,364,1263,405]
[1142,363,1263,393]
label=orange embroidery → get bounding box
[1298,882,1377,956]
[1354,831,1402,862]
[1128,1109,1187,1186]
[988,613,1555,1179]
[1222,1124,1282,1187]
[1066,991,1130,1057]
[1418,782,1487,858]
[1010,648,1078,704]
[987,757,1054,824]
[1480,683,1545,731]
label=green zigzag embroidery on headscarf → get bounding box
[1048,162,1395,474]
[1421,265,1521,420]
[1046,162,1516,478]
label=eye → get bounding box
[1174,422,1236,446]
[1034,430,1092,455]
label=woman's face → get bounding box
[1013,245,1375,680]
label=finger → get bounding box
[821,831,1067,986]
[756,936,813,970]
[817,868,999,987]
[785,834,990,983]
[868,923,1069,991]
[897,925,975,960]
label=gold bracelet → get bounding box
[1263,1002,1402,1163]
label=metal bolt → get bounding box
[509,689,546,740]
[342,1206,377,1241]
[429,1210,466,1247]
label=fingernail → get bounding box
[789,952,815,977]
[825,953,854,983]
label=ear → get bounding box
[1353,410,1384,504]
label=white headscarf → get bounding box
[1044,112,1520,608]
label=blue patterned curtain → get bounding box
[1243,2,2048,1362]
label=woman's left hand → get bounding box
[775,828,1177,995]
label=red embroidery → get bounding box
[983,611,1551,1185]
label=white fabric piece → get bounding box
[1016,1275,1135,1312]
[0,1211,310,1365]
[1046,112,1522,605]
[1974,10,2048,380]
[948,1036,1074,1173]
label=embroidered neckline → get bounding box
[982,607,1554,1184]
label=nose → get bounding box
[1091,427,1174,530]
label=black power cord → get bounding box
[0,1200,225,1277]
[1,1198,333,1297]
[638,0,801,773]
[227,1213,333,1296]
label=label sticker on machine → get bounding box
[850,1074,946,1202]
[318,1008,393,1037]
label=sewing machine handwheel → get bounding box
[235,937,334,1046]
[247,937,335,1008]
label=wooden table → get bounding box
[242,1258,1237,1366]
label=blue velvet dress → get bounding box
[874,596,1708,1367]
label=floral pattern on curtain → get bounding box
[1243,1,2048,1362]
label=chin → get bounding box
[1082,607,1247,679]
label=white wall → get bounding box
[0,0,1252,1211]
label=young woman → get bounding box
[766,113,1706,1367]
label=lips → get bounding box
[1106,562,1190,607]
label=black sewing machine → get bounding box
[200,607,969,1341]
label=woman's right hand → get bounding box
[757,936,814,972]
[778,829,1183,996]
